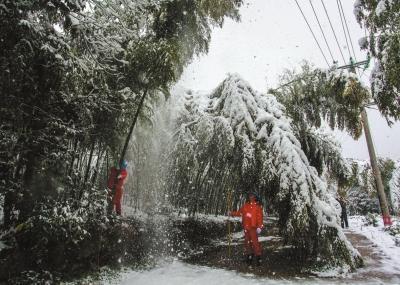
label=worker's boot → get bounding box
[246,254,253,266]
[255,255,262,266]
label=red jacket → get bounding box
[231,201,263,230]
[107,167,128,191]
[116,168,128,190]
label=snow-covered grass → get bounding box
[103,259,396,285]
[349,215,400,274]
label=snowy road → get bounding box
[347,216,400,276]
[105,259,398,285]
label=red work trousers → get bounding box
[244,228,262,256]
[113,187,123,215]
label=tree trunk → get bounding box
[19,150,37,221]
[361,108,392,225]
[84,142,95,183]
[3,188,16,228]
[91,146,104,187]
[68,139,79,177]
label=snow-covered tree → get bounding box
[168,74,362,269]
[0,0,243,225]
[345,158,397,215]
[354,0,400,121]
[270,63,369,186]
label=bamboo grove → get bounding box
[0,0,243,227]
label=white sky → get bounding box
[177,0,400,160]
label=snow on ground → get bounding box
[348,215,400,274]
[104,259,396,285]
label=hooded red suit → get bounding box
[231,201,264,256]
[107,167,128,215]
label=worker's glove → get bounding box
[256,227,262,235]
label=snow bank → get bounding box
[349,216,400,275]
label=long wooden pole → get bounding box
[108,88,148,213]
[227,189,233,259]
[118,88,148,167]
[361,108,392,226]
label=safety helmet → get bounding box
[120,160,128,169]
[247,192,261,203]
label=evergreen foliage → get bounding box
[354,0,400,121]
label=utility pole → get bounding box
[337,59,392,226]
[360,109,392,225]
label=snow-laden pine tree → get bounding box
[168,74,362,269]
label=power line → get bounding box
[309,0,335,63]
[320,0,346,64]
[337,0,360,77]
[338,0,358,62]
[294,0,331,68]
[336,0,352,62]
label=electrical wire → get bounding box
[336,0,352,61]
[309,0,335,63]
[338,0,358,62]
[320,0,346,64]
[337,0,360,77]
[294,0,331,68]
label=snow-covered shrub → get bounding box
[364,213,379,227]
[0,190,150,282]
[12,196,106,271]
[383,221,400,247]
[347,186,380,215]
[384,223,400,237]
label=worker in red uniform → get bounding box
[107,160,128,215]
[229,192,264,266]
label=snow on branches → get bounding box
[169,74,362,269]
[354,0,400,121]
